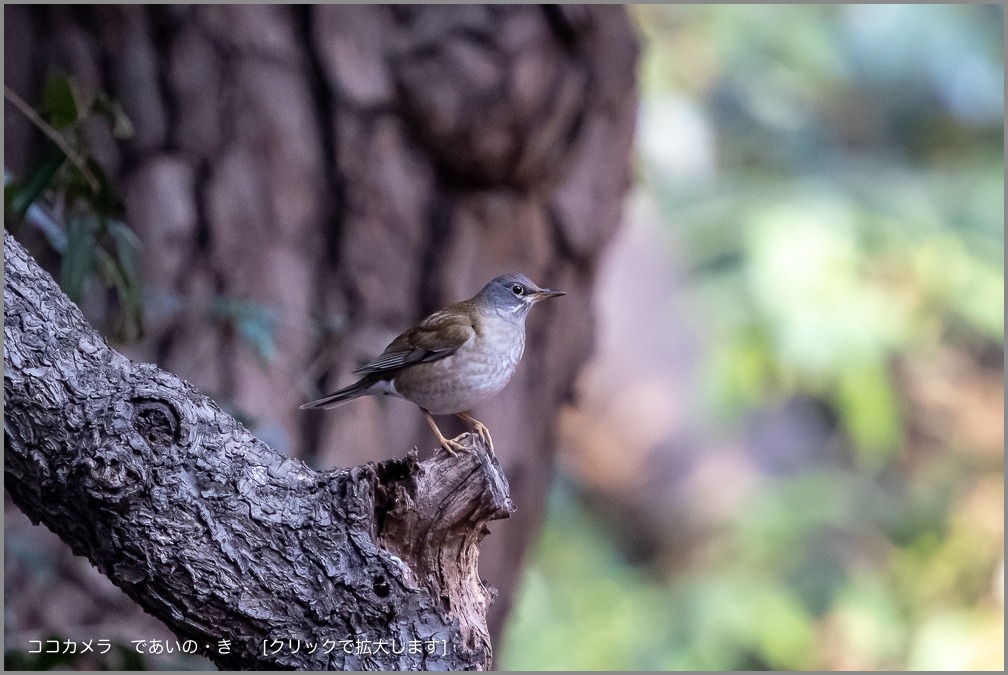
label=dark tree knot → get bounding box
[131,397,181,448]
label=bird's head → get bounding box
[478,273,565,318]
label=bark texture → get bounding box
[4,230,513,670]
[4,4,639,645]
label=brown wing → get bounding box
[352,307,475,375]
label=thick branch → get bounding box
[3,230,514,670]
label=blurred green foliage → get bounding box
[503,4,1002,670]
[5,73,144,343]
[5,73,282,365]
[209,294,279,365]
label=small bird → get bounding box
[301,273,565,455]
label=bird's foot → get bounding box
[471,422,494,454]
[457,412,494,454]
[435,436,469,457]
[423,409,471,457]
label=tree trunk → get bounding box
[4,3,638,652]
[5,229,515,670]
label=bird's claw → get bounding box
[436,437,469,457]
[454,412,495,454]
[470,421,494,454]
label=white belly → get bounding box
[393,317,525,415]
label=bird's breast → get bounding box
[393,316,526,415]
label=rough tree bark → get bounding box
[4,4,639,650]
[5,229,515,670]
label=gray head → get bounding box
[476,273,565,319]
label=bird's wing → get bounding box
[352,308,475,375]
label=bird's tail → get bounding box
[299,376,383,410]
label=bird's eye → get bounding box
[511,284,525,296]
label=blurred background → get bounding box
[501,4,1004,670]
[4,4,1004,671]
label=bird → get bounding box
[300,273,565,456]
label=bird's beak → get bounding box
[532,288,566,301]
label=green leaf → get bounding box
[837,360,903,469]
[211,296,278,364]
[91,158,121,214]
[106,220,142,282]
[4,145,67,220]
[105,219,145,341]
[236,308,277,364]
[4,183,19,221]
[60,156,118,211]
[42,74,79,129]
[91,91,135,140]
[60,216,96,303]
[94,247,141,342]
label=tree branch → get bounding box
[3,230,514,670]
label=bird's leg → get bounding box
[456,411,494,454]
[422,409,468,456]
